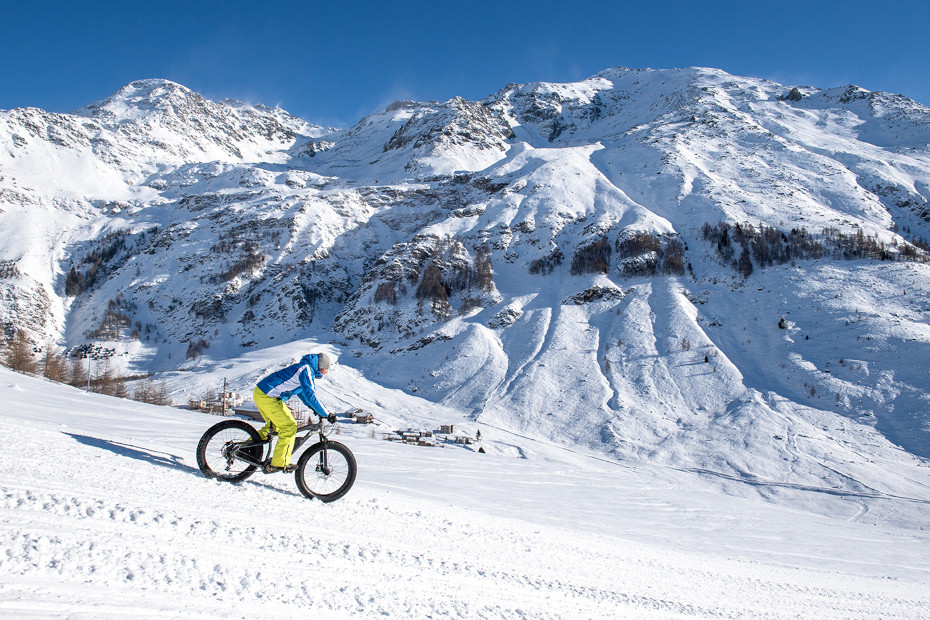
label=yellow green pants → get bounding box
[252,386,298,468]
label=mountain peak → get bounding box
[74,79,208,122]
[116,78,193,97]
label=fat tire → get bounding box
[295,441,357,502]
[196,419,263,482]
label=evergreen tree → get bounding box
[5,329,38,374]
[475,247,494,292]
[737,248,754,278]
[97,359,126,396]
[153,380,172,406]
[69,356,89,388]
[65,266,84,296]
[41,344,71,383]
[132,380,154,404]
[113,376,130,399]
[131,379,171,405]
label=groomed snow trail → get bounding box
[1,370,929,618]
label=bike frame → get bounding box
[229,420,332,472]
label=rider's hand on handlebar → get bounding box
[327,413,337,424]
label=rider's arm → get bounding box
[297,367,329,418]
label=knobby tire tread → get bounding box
[295,441,357,502]
[196,419,263,483]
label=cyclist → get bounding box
[252,352,332,472]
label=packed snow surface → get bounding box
[3,66,930,618]
[2,366,929,619]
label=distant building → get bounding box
[188,390,244,415]
[222,391,244,407]
[234,408,263,422]
[383,428,436,447]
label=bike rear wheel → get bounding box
[295,441,357,502]
[196,419,264,482]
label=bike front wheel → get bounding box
[295,441,357,502]
[196,419,264,482]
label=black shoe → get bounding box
[265,463,296,473]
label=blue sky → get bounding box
[3,0,928,127]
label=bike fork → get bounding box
[317,440,331,476]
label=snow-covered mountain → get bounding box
[2,68,930,517]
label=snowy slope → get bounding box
[2,366,930,619]
[2,66,930,532]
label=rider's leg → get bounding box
[252,386,273,439]
[253,387,298,467]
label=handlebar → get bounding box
[295,413,336,433]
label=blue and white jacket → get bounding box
[256,354,329,417]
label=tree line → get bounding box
[532,231,687,278]
[701,221,929,277]
[0,329,172,405]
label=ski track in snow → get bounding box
[2,369,930,618]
